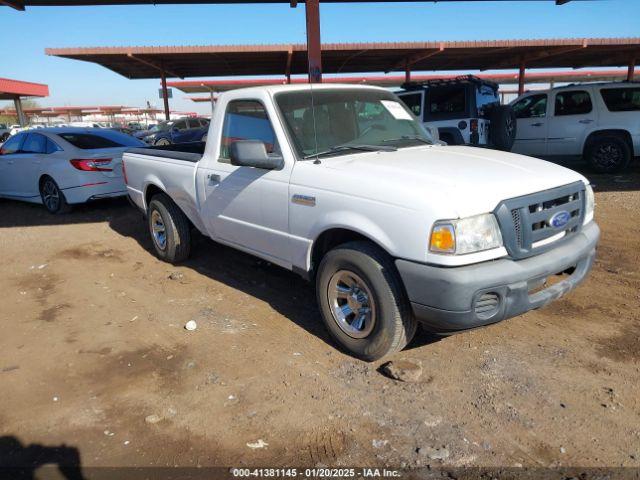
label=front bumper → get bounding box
[395,221,600,333]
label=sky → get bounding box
[2,0,639,116]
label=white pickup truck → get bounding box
[124,84,600,361]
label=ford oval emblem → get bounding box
[549,210,571,228]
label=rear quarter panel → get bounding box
[124,152,207,233]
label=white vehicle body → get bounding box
[124,84,599,359]
[0,127,145,211]
[9,124,23,136]
[511,82,640,171]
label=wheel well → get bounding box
[584,129,632,155]
[310,228,384,277]
[38,174,52,189]
[144,184,165,209]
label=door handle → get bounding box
[207,173,220,184]
[531,122,544,127]
[579,119,594,124]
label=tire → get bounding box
[147,193,191,263]
[316,241,417,361]
[585,135,631,173]
[40,177,71,214]
[154,138,171,146]
[1,133,9,142]
[489,105,517,151]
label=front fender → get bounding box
[304,210,399,270]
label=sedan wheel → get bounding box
[155,138,171,146]
[40,177,70,214]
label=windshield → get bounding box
[151,121,173,133]
[275,88,433,159]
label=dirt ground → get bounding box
[1,161,639,476]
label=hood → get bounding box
[316,145,587,218]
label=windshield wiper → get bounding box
[382,135,433,145]
[303,144,397,160]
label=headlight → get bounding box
[430,213,503,255]
[583,184,594,225]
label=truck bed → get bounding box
[127,141,205,163]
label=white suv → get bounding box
[511,82,640,172]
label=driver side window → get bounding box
[513,94,547,118]
[219,100,278,164]
[173,120,188,131]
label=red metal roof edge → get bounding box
[0,77,49,97]
[45,37,640,56]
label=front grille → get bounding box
[495,182,585,259]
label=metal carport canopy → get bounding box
[0,77,49,126]
[46,38,640,79]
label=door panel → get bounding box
[199,99,292,265]
[511,93,548,156]
[547,89,594,156]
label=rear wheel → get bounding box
[40,177,70,214]
[316,241,416,361]
[147,193,191,263]
[585,135,631,173]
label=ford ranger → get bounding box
[123,84,600,361]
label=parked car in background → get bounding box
[9,124,23,136]
[0,127,145,213]
[124,84,598,361]
[511,82,640,172]
[396,75,517,151]
[109,126,136,136]
[0,124,9,142]
[141,117,210,145]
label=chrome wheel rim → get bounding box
[327,270,376,339]
[151,210,167,251]
[594,144,621,169]
[155,138,170,146]
[42,180,60,212]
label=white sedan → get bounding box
[0,127,145,213]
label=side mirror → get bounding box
[230,140,283,170]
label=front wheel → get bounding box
[154,138,172,146]
[40,177,70,214]
[316,241,416,361]
[147,193,191,263]
[586,135,631,173]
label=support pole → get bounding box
[14,96,26,127]
[405,61,411,84]
[627,57,636,82]
[161,71,170,121]
[305,0,322,83]
[209,89,216,111]
[518,62,526,96]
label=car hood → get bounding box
[314,145,588,218]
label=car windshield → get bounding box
[151,122,173,133]
[275,88,433,159]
